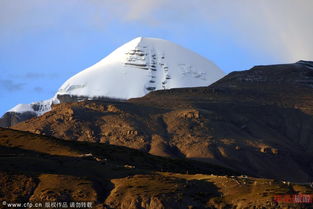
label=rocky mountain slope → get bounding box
[12,61,313,183]
[1,128,312,209]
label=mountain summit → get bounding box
[57,37,225,99]
[0,37,225,127]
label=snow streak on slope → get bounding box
[9,97,60,116]
[57,37,225,99]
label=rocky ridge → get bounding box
[12,62,313,183]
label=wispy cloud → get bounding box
[33,87,43,93]
[86,0,313,62]
[23,73,46,79]
[14,72,59,79]
[133,0,313,62]
[0,80,25,92]
[1,0,312,62]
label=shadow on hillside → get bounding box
[0,145,227,207]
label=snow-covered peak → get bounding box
[57,37,225,99]
[5,37,225,118]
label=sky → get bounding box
[1,0,313,115]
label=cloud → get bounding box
[15,73,59,79]
[0,80,25,92]
[201,0,313,62]
[33,87,43,93]
[82,0,313,62]
[4,72,59,80]
[1,0,313,62]
[260,0,313,61]
[23,73,45,79]
[118,0,167,23]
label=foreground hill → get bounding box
[12,61,313,183]
[1,128,312,209]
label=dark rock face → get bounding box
[10,62,313,182]
[56,94,125,103]
[213,62,313,89]
[297,60,313,70]
[0,111,37,128]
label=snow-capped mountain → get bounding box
[1,37,225,127]
[57,37,225,99]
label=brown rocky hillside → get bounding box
[1,128,313,209]
[12,62,313,183]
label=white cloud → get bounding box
[0,80,25,92]
[87,0,313,62]
[1,0,312,62]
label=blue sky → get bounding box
[1,0,313,115]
